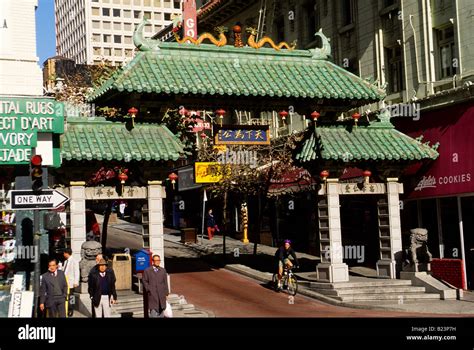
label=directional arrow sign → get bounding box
[10,189,70,210]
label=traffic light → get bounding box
[31,155,43,192]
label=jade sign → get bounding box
[0,97,64,166]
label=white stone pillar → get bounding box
[148,181,166,268]
[317,179,349,282]
[69,181,86,262]
[377,178,403,278]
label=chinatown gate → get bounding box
[80,20,439,283]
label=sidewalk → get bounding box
[164,232,474,316]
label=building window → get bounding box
[304,1,317,42]
[113,9,121,17]
[144,0,152,6]
[164,0,171,8]
[114,35,122,43]
[164,13,171,21]
[134,10,141,19]
[103,21,111,29]
[92,0,99,2]
[275,16,285,43]
[93,47,101,55]
[92,21,100,29]
[104,48,112,56]
[134,0,141,5]
[114,48,122,56]
[385,46,404,94]
[92,34,101,42]
[123,10,131,18]
[341,0,355,26]
[174,0,181,9]
[154,12,162,20]
[103,34,111,43]
[144,11,151,19]
[124,36,132,44]
[113,22,121,30]
[102,8,110,16]
[383,0,396,7]
[154,0,161,6]
[124,23,132,31]
[92,7,100,16]
[125,49,133,57]
[436,26,457,79]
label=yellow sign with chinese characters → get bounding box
[194,162,227,183]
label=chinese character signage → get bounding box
[214,125,270,145]
[195,162,226,183]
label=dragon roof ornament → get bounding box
[309,29,331,59]
[133,19,161,51]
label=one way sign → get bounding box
[10,189,70,210]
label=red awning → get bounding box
[393,102,474,198]
[268,167,318,196]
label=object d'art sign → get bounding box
[214,125,270,145]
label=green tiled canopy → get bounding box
[61,117,185,162]
[88,42,385,103]
[296,121,439,163]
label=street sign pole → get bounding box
[33,209,40,317]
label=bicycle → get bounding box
[272,266,298,296]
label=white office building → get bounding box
[55,0,182,65]
[0,0,43,96]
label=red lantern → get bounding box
[233,24,242,33]
[320,170,329,181]
[168,172,178,189]
[311,111,320,125]
[352,112,361,127]
[117,171,128,194]
[279,110,289,122]
[363,170,371,184]
[216,108,226,126]
[127,107,138,127]
[128,107,138,116]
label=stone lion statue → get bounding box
[406,228,432,265]
[79,233,102,284]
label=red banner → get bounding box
[183,0,197,40]
[393,103,474,198]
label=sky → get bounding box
[36,0,56,67]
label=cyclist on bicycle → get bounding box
[275,239,299,290]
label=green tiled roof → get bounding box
[61,117,185,162]
[87,42,385,103]
[296,121,439,163]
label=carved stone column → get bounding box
[69,181,86,261]
[316,179,349,282]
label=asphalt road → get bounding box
[105,223,457,317]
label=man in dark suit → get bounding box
[88,259,117,317]
[39,258,68,318]
[142,254,169,317]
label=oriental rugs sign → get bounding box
[0,98,64,166]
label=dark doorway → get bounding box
[340,195,380,268]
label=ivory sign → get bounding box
[0,98,64,165]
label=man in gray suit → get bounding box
[142,254,169,318]
[39,258,68,318]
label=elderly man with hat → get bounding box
[88,258,117,317]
